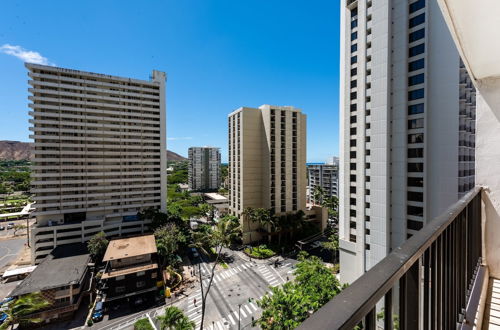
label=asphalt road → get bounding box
[0,237,25,271]
[97,249,298,330]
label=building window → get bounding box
[350,139,357,147]
[408,176,424,187]
[116,275,125,281]
[407,205,424,217]
[408,118,424,129]
[351,92,357,99]
[350,186,356,194]
[350,197,356,205]
[351,19,358,29]
[351,31,358,41]
[409,0,425,13]
[408,133,424,143]
[408,88,424,101]
[349,234,357,243]
[115,286,126,293]
[408,162,424,172]
[408,103,424,115]
[365,228,370,235]
[351,68,357,76]
[351,44,358,52]
[408,148,423,158]
[350,116,357,124]
[408,58,425,71]
[409,43,425,57]
[351,56,357,64]
[136,281,146,288]
[408,73,424,86]
[409,12,425,28]
[351,80,357,88]
[350,163,356,170]
[350,103,357,111]
[350,127,357,135]
[136,271,145,277]
[407,219,424,230]
[407,191,424,202]
[409,28,425,42]
[350,210,356,217]
[350,151,357,158]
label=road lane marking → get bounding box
[240,308,247,318]
[244,304,252,314]
[250,302,258,311]
[227,313,236,325]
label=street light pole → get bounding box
[238,304,242,330]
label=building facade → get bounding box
[100,235,159,305]
[188,147,221,191]
[27,64,167,263]
[307,164,339,204]
[339,0,476,283]
[228,105,307,242]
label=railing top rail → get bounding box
[299,186,482,329]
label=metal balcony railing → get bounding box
[299,186,483,330]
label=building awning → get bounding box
[2,266,37,278]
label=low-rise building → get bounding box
[100,235,160,306]
[8,244,91,324]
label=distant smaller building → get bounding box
[188,147,221,191]
[8,244,91,324]
[100,235,160,305]
[204,193,229,219]
[326,156,339,166]
[307,164,339,204]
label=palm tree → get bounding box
[191,216,241,330]
[0,292,51,330]
[312,186,325,206]
[254,208,274,242]
[242,207,256,244]
[157,306,195,330]
[321,231,339,263]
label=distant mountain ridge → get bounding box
[0,140,187,162]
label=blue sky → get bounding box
[0,1,340,163]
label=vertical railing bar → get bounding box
[384,289,393,330]
[364,307,376,330]
[423,249,430,330]
[431,241,436,330]
[399,273,407,329]
[437,234,442,328]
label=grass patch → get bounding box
[244,244,276,259]
[220,262,229,269]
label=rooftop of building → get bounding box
[103,234,157,261]
[9,243,90,297]
[204,193,228,201]
[25,63,164,85]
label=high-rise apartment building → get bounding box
[228,105,307,242]
[27,64,167,263]
[188,146,221,191]
[307,164,339,204]
[326,156,339,166]
[339,0,476,283]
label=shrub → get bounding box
[245,244,276,259]
[134,318,154,330]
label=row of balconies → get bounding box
[30,79,160,101]
[29,118,160,132]
[34,202,158,217]
[29,88,160,107]
[30,126,160,138]
[29,104,161,120]
[31,182,160,193]
[29,96,160,112]
[36,196,160,209]
[29,71,160,94]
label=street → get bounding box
[98,249,298,330]
[0,237,25,271]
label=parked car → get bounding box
[191,247,199,258]
[92,302,103,322]
[6,223,14,230]
[0,226,5,231]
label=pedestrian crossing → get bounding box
[200,262,254,287]
[257,264,281,287]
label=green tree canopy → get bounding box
[0,292,51,330]
[87,231,109,263]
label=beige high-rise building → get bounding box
[27,63,167,263]
[228,105,307,243]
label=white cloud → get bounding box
[167,137,193,141]
[0,44,53,65]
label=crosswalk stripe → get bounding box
[216,321,224,330]
[241,264,247,269]
[227,313,236,325]
[215,274,221,281]
[250,302,258,311]
[244,304,252,314]
[232,311,239,322]
[284,263,291,267]
[287,270,294,274]
[240,308,247,318]
[191,314,202,320]
[235,266,241,272]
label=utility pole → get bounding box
[238,304,242,330]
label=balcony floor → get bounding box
[483,278,500,329]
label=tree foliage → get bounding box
[157,306,195,330]
[87,231,109,263]
[256,253,344,329]
[154,223,186,268]
[134,318,154,330]
[0,292,51,330]
[321,230,339,263]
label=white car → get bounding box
[6,223,14,230]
